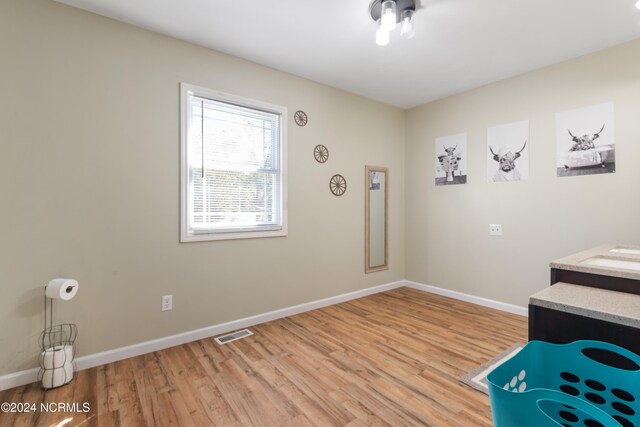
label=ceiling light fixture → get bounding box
[376,21,390,46]
[636,0,640,9]
[370,0,416,46]
[380,0,397,31]
[400,9,415,39]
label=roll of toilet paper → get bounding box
[41,363,74,389]
[41,345,74,370]
[45,278,79,301]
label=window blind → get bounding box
[187,95,282,233]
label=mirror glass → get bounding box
[365,166,388,273]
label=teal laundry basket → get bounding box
[487,340,640,427]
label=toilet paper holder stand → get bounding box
[37,285,78,390]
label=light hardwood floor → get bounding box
[0,287,527,426]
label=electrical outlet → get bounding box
[489,224,503,236]
[162,295,172,311]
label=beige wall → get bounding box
[0,0,405,375]
[405,39,640,307]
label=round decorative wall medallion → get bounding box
[294,110,308,127]
[313,145,329,163]
[329,174,347,196]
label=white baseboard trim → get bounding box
[0,367,40,393]
[0,280,404,391]
[403,280,528,317]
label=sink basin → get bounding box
[610,248,640,256]
[581,256,640,272]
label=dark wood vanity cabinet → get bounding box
[529,246,640,359]
[528,305,640,356]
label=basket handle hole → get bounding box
[537,398,617,427]
[581,348,640,371]
[537,399,582,426]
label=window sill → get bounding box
[180,227,287,242]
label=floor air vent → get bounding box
[214,329,253,345]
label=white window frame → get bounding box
[180,83,288,242]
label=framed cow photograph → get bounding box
[435,133,467,186]
[555,102,615,178]
[486,120,529,182]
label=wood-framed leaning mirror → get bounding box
[365,165,388,273]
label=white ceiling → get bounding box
[55,0,640,108]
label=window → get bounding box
[180,83,287,242]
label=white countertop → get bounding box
[550,244,640,281]
[530,282,640,328]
